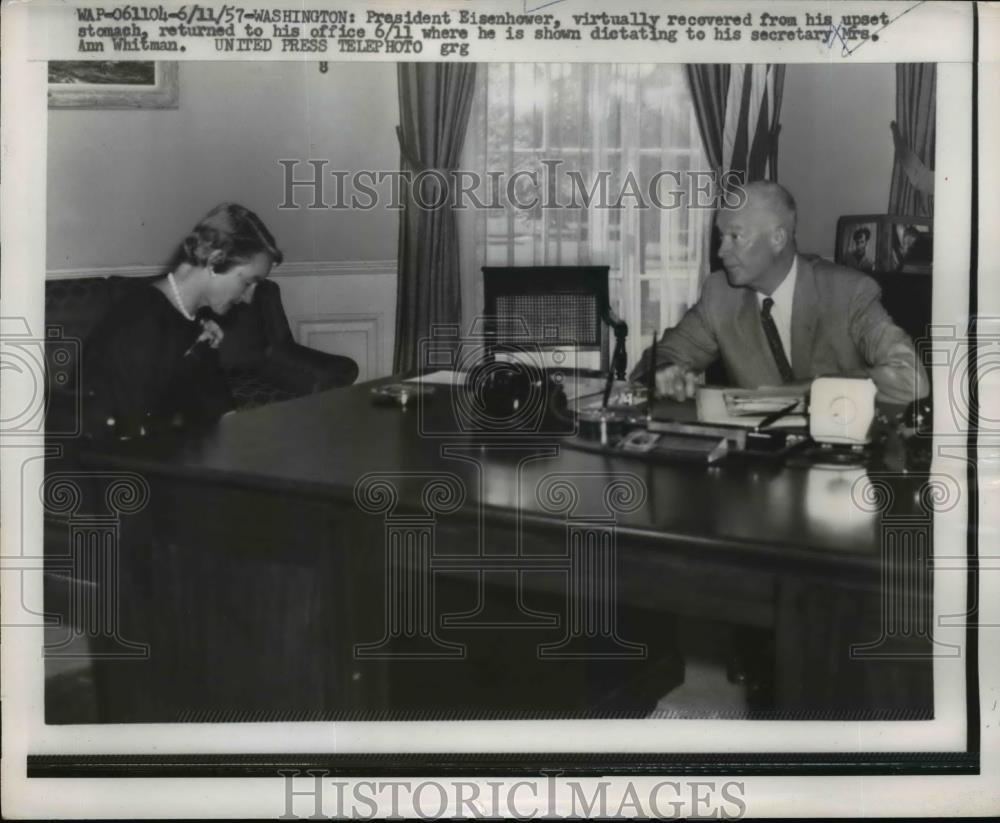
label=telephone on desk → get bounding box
[464,359,574,432]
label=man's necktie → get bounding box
[760,297,795,383]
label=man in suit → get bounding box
[631,181,929,406]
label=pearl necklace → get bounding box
[166,272,195,322]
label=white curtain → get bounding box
[458,64,709,370]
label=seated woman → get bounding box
[84,203,283,440]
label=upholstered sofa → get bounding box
[44,274,359,436]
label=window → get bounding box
[460,64,709,370]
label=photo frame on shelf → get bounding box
[886,216,934,274]
[836,214,934,274]
[835,214,881,273]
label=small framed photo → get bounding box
[47,61,179,109]
[835,215,880,273]
[886,217,934,274]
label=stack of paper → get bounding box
[722,388,807,417]
[696,387,808,429]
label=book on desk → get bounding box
[569,385,810,463]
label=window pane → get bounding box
[639,153,662,274]
[640,279,660,338]
[472,62,707,368]
[511,64,543,147]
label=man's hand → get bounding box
[654,364,699,402]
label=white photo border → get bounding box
[2,0,996,818]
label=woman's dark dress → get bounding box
[83,286,234,439]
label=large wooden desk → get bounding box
[60,382,935,722]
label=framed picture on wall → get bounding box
[47,61,179,109]
[834,214,880,273]
[886,216,934,274]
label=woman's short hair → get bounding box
[176,203,283,273]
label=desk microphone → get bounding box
[646,331,657,407]
[601,363,615,409]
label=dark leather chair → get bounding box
[43,275,359,434]
[481,265,629,379]
[41,276,359,697]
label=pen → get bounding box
[646,331,657,404]
[754,400,802,431]
[601,367,615,409]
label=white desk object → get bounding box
[808,377,878,445]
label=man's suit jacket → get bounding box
[630,254,929,405]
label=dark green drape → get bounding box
[748,65,784,183]
[686,65,784,273]
[393,63,478,374]
[685,65,730,175]
[686,64,784,185]
[889,64,936,217]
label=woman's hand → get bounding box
[197,318,225,348]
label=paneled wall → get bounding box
[273,263,397,382]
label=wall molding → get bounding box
[44,261,398,380]
[273,260,397,278]
[45,260,398,281]
[46,264,163,281]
